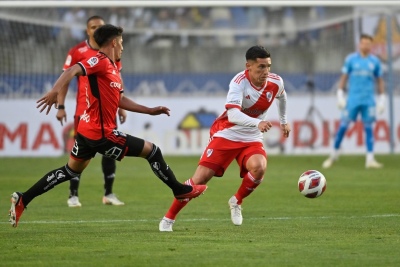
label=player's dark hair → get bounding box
[360,33,373,41]
[94,24,123,47]
[246,45,271,61]
[86,15,104,25]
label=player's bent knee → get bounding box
[250,171,265,181]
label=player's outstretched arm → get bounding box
[119,94,170,116]
[37,65,83,114]
[276,90,290,137]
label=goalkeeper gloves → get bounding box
[377,94,385,114]
[337,88,346,109]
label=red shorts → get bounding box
[199,137,267,178]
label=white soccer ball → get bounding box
[298,170,327,198]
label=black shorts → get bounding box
[71,130,145,161]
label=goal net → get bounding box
[2,3,396,99]
[0,1,399,156]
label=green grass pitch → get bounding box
[0,154,399,267]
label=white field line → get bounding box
[3,214,399,225]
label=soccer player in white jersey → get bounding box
[159,45,291,231]
[322,34,385,169]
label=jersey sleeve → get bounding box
[341,54,352,74]
[63,47,81,71]
[225,76,244,110]
[275,76,285,98]
[78,56,106,76]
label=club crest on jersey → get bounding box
[87,57,99,67]
[266,90,273,102]
[368,62,374,70]
[206,149,213,157]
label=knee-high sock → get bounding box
[23,164,81,207]
[69,176,80,197]
[165,179,193,220]
[146,144,189,196]
[102,155,116,195]
[234,172,263,205]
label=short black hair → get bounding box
[245,45,271,61]
[94,24,123,47]
[360,33,373,42]
[86,15,104,26]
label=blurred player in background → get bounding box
[159,45,290,231]
[9,24,207,228]
[58,16,127,207]
[322,33,385,169]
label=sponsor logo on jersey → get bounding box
[110,82,122,89]
[242,108,264,116]
[87,57,99,67]
[245,95,250,99]
[80,110,90,123]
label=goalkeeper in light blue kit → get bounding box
[323,33,385,169]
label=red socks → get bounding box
[234,172,263,205]
[165,178,193,220]
[164,173,263,220]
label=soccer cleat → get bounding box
[102,194,125,206]
[174,184,207,200]
[67,196,82,207]
[9,192,25,228]
[159,217,175,232]
[366,160,383,169]
[228,196,243,226]
[322,157,335,169]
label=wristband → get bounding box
[58,105,65,110]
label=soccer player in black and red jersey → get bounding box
[8,24,207,228]
[58,16,126,207]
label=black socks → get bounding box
[146,145,191,195]
[23,164,81,206]
[102,156,116,196]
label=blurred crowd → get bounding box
[0,6,351,48]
